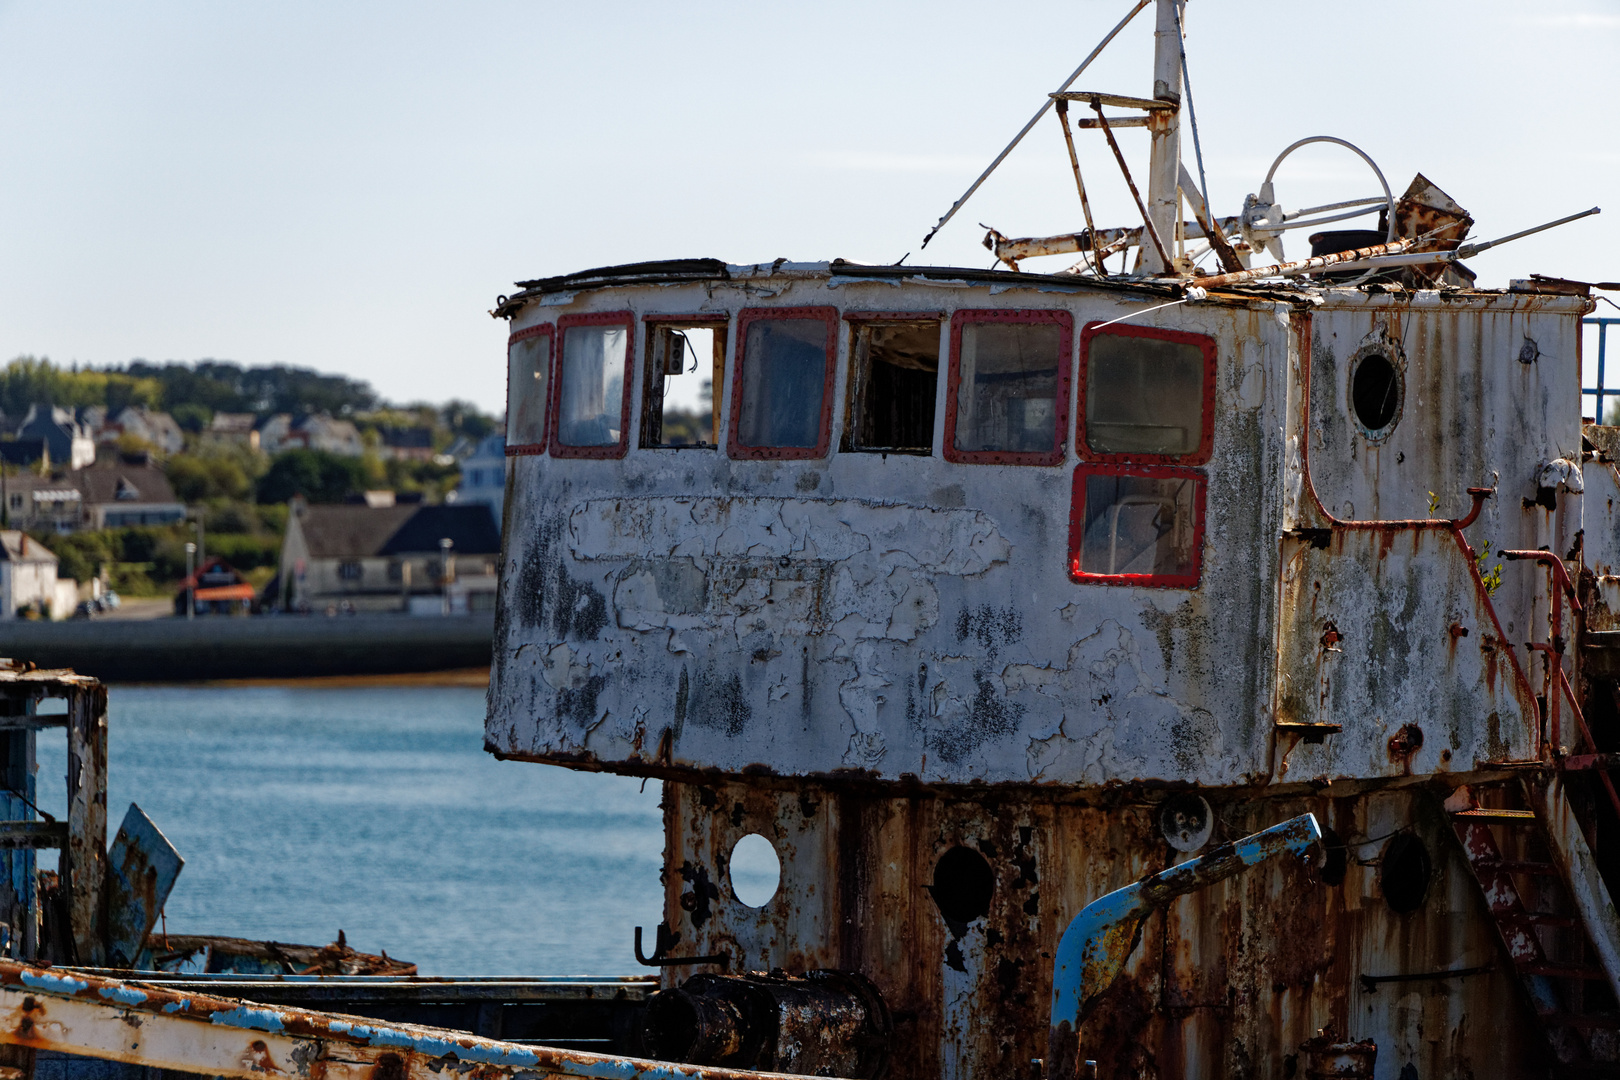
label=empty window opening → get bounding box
[506,328,551,450]
[947,311,1071,464]
[848,321,939,454]
[1351,347,1402,437]
[555,317,631,453]
[1070,465,1203,586]
[731,308,836,458]
[1082,325,1213,461]
[643,325,723,448]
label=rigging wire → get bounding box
[919,0,1151,248]
[1172,2,1213,238]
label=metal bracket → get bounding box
[634,926,729,969]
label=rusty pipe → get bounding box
[1046,813,1321,1080]
[1194,238,1417,288]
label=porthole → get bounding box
[1348,341,1403,441]
[728,833,781,907]
[1379,832,1431,913]
[930,845,994,925]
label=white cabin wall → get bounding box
[490,274,1295,789]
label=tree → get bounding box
[256,449,368,504]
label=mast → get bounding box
[1142,0,1183,274]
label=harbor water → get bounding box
[34,684,665,976]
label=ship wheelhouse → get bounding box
[490,254,1598,1077]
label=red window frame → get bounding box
[550,311,635,460]
[505,324,552,457]
[1066,462,1206,589]
[727,306,839,461]
[944,309,1073,466]
[1077,321,1217,465]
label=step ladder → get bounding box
[1451,777,1620,1072]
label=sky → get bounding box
[2,1,1617,415]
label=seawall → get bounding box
[0,614,494,682]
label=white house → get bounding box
[0,531,73,619]
[452,434,506,532]
[261,414,365,457]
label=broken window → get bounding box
[505,326,551,452]
[844,317,940,454]
[1080,324,1215,463]
[946,310,1072,465]
[730,307,838,459]
[642,320,726,448]
[1069,465,1204,586]
[553,313,633,457]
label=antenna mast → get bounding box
[1142,0,1184,274]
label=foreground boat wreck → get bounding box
[8,0,1620,1076]
[478,0,1618,1073]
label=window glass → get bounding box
[954,322,1062,454]
[1085,331,1206,457]
[506,332,549,447]
[737,318,830,449]
[1075,471,1199,578]
[557,324,627,447]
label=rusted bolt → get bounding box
[20,997,35,1012]
[1387,724,1424,760]
[1319,622,1343,650]
[1449,623,1469,639]
[680,890,698,912]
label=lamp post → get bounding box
[439,537,454,615]
[184,542,196,620]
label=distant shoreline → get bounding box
[0,612,493,682]
[191,666,490,690]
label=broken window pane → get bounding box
[557,324,628,447]
[506,331,549,448]
[848,321,939,454]
[1084,330,1209,458]
[953,320,1064,456]
[1075,471,1199,579]
[736,317,831,450]
[642,325,722,448]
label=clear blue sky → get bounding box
[2,1,1615,414]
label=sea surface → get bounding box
[34,685,665,977]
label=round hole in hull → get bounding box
[729,833,781,907]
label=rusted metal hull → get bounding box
[659,777,1552,1078]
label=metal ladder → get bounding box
[1451,778,1620,1072]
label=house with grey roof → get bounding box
[16,406,94,470]
[277,500,499,613]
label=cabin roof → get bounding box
[492,257,1576,322]
[495,258,1195,317]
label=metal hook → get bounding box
[633,926,730,969]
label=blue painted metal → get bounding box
[103,803,183,968]
[1045,813,1322,1079]
[1584,317,1620,422]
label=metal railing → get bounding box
[1585,317,1620,422]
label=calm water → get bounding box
[34,686,665,976]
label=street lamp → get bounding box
[184,542,197,620]
[439,537,454,616]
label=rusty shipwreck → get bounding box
[2,1,1618,1078]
